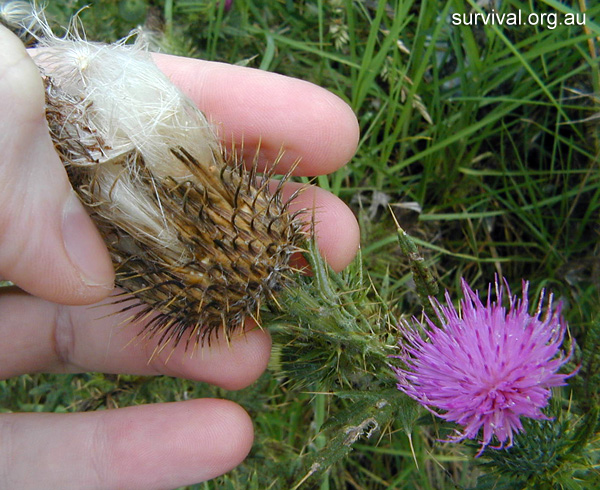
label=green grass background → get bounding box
[2,0,600,488]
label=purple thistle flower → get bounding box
[392,277,573,455]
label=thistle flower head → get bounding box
[17,9,305,351]
[392,277,573,455]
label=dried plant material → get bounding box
[20,11,305,350]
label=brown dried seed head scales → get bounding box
[40,32,306,350]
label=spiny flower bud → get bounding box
[28,15,305,350]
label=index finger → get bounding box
[153,55,360,176]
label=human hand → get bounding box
[0,25,360,489]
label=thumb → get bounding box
[0,25,114,305]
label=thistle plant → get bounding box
[392,277,574,456]
[474,401,600,489]
[27,11,305,352]
[4,3,597,489]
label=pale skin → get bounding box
[0,26,360,489]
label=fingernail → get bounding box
[62,192,114,288]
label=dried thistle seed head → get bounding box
[33,19,306,349]
[0,1,38,43]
